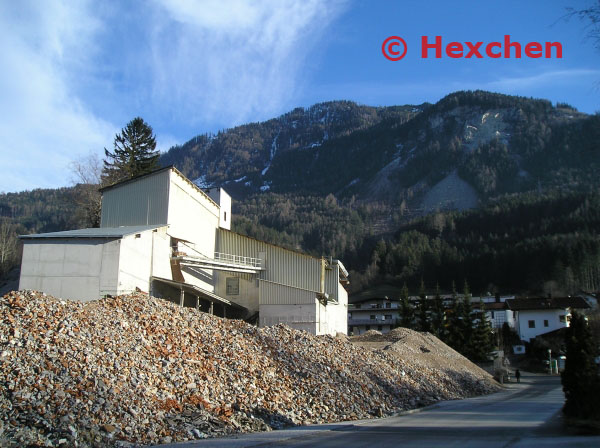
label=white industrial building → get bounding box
[19,167,349,335]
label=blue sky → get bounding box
[1,0,598,192]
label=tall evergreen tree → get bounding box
[417,279,431,332]
[446,281,465,353]
[103,117,159,184]
[470,300,495,362]
[562,311,600,421]
[400,283,415,329]
[431,283,446,341]
[462,280,475,356]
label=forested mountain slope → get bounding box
[2,90,599,295]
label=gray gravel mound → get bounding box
[1,291,499,447]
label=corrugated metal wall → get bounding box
[101,170,170,227]
[259,280,317,305]
[216,229,339,301]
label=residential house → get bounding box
[348,297,400,335]
[505,296,590,342]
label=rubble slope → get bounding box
[0,291,498,447]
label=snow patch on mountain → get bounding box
[194,175,212,188]
[262,131,280,176]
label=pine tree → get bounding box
[561,311,600,420]
[446,281,465,353]
[461,280,475,357]
[470,300,495,362]
[103,117,159,184]
[417,279,431,332]
[400,283,415,329]
[431,283,446,341]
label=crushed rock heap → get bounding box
[0,291,499,447]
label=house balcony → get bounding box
[348,318,400,326]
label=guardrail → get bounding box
[214,252,262,268]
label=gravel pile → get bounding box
[0,291,498,447]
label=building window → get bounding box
[349,326,354,333]
[370,315,376,320]
[544,319,549,327]
[377,325,383,331]
[226,277,240,295]
[385,314,392,320]
[365,325,370,330]
[528,320,535,328]
[559,315,566,323]
[348,312,352,319]
[491,311,495,318]
[224,211,227,221]
[386,303,391,309]
[355,304,361,309]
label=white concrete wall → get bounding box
[215,272,259,314]
[167,171,220,253]
[167,172,220,292]
[259,302,319,334]
[117,231,155,294]
[318,282,348,335]
[150,227,172,280]
[206,188,231,230]
[19,239,120,301]
[516,309,569,341]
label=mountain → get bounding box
[162,91,596,213]
[160,100,425,196]
[2,90,599,296]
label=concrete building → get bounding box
[505,297,590,342]
[19,167,349,335]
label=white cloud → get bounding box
[0,0,347,192]
[0,1,116,192]
[149,0,347,126]
[484,69,600,91]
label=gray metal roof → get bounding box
[19,224,166,240]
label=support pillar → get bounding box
[209,301,214,315]
[179,288,184,307]
[223,306,226,319]
[195,295,199,310]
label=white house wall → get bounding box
[516,309,569,341]
[100,169,170,227]
[19,239,121,301]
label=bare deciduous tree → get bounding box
[0,218,17,277]
[69,152,103,228]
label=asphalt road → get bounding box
[160,373,600,448]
